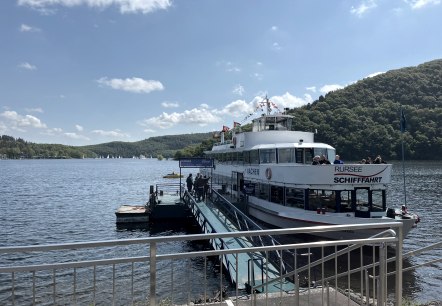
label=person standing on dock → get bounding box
[186,173,194,193]
[194,174,205,201]
[202,175,211,201]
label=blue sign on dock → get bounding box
[179,158,214,168]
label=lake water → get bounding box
[0,159,441,303]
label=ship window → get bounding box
[237,152,244,164]
[270,186,284,204]
[355,189,369,206]
[314,148,328,160]
[230,152,237,164]
[371,190,385,212]
[309,189,336,211]
[257,183,270,201]
[250,150,259,164]
[260,149,276,164]
[295,148,304,163]
[305,148,314,164]
[244,151,250,164]
[286,187,304,208]
[278,148,295,163]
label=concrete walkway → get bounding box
[192,287,362,306]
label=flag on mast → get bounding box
[222,125,230,132]
[234,121,241,128]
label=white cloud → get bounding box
[17,0,172,14]
[45,127,62,134]
[75,124,84,131]
[306,86,316,93]
[139,92,315,132]
[97,77,164,93]
[407,0,441,9]
[18,62,37,70]
[271,26,278,31]
[0,121,7,134]
[0,110,47,129]
[161,101,179,108]
[140,105,222,129]
[233,84,245,96]
[213,99,254,116]
[320,84,344,94]
[269,92,313,109]
[350,0,378,17]
[20,24,40,32]
[91,129,129,138]
[64,132,90,140]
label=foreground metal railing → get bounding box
[0,223,405,306]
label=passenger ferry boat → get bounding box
[200,97,420,240]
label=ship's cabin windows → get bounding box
[355,188,371,217]
[260,149,276,164]
[314,148,328,160]
[278,148,295,163]
[257,183,270,201]
[309,189,337,211]
[371,190,385,212]
[237,151,244,164]
[295,148,304,163]
[270,186,284,204]
[285,188,305,208]
[253,116,293,132]
[244,151,250,164]
[250,150,259,164]
[305,148,314,164]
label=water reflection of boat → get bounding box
[163,172,183,179]
[200,96,420,240]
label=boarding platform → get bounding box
[181,188,294,293]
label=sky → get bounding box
[1,0,441,146]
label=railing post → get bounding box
[365,269,369,306]
[295,272,299,306]
[378,243,386,306]
[396,225,403,306]
[150,241,157,306]
[326,281,330,306]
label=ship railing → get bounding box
[0,223,408,306]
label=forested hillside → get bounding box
[0,133,212,159]
[286,59,442,161]
[82,133,212,159]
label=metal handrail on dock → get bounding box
[1,223,408,306]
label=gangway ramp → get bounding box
[183,190,294,293]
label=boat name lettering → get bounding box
[246,168,260,176]
[334,165,362,173]
[334,177,383,183]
